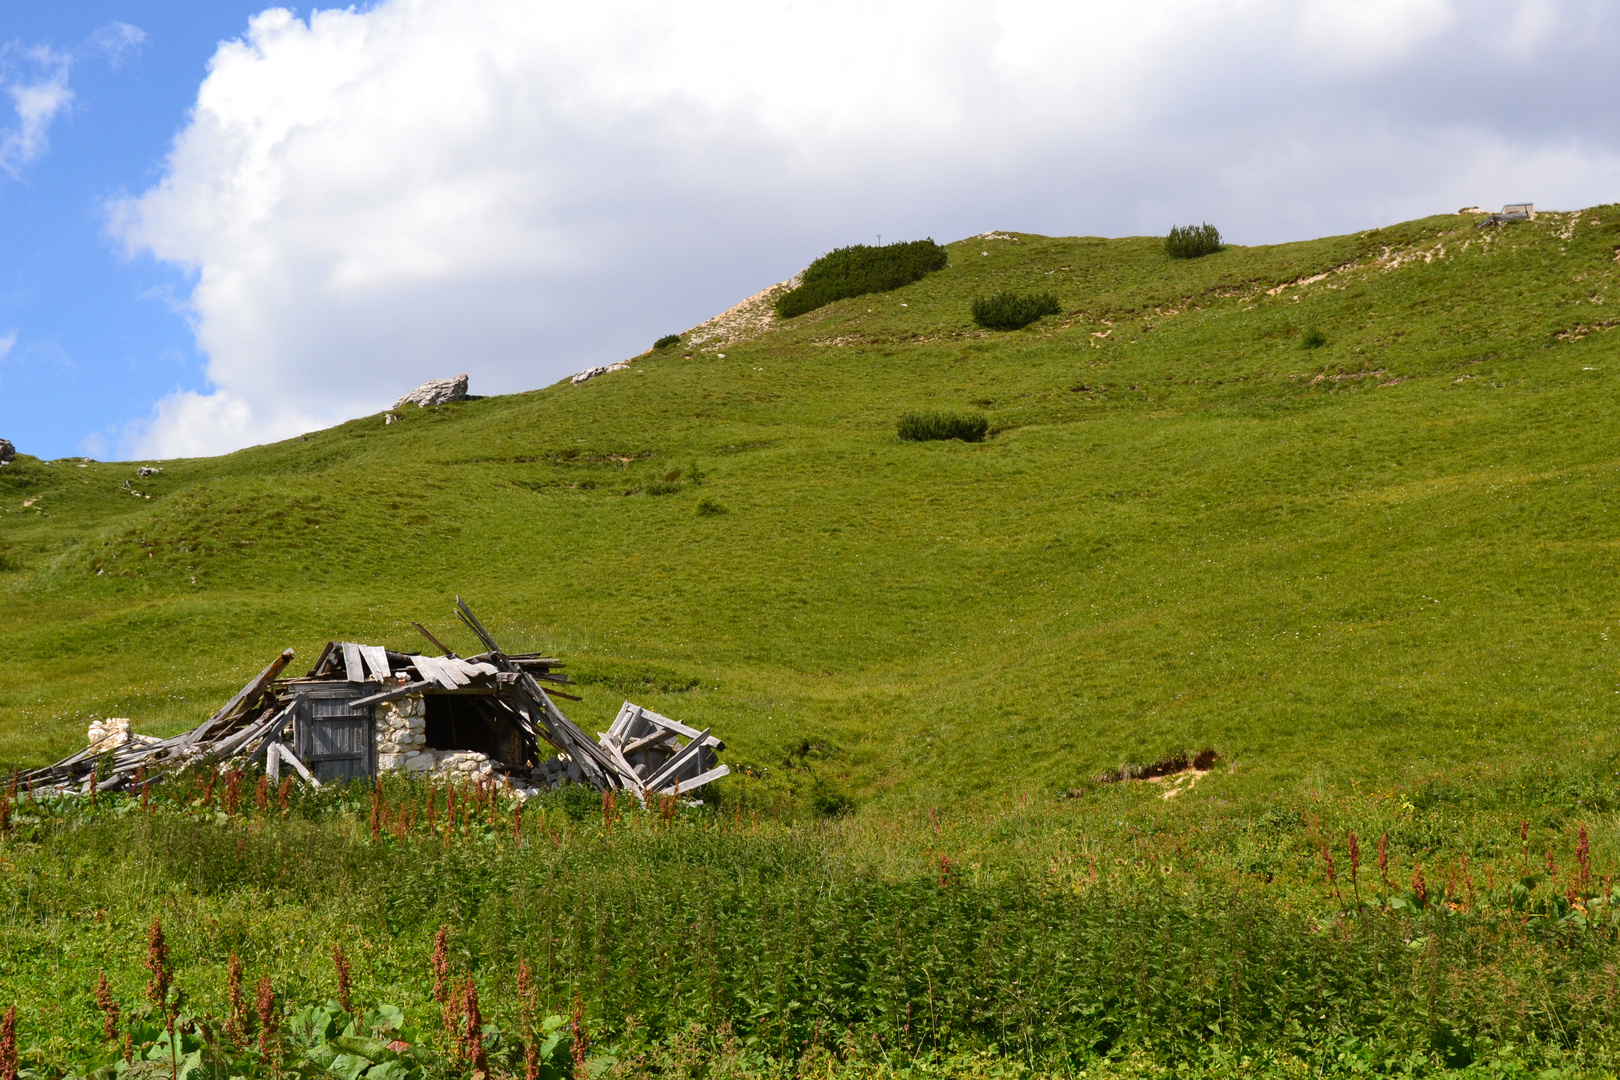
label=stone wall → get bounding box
[373,694,494,780]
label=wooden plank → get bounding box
[643,727,711,794]
[204,648,296,728]
[637,707,724,751]
[624,729,679,756]
[598,736,646,802]
[277,744,322,788]
[412,621,456,657]
[360,645,391,681]
[655,763,730,797]
[341,642,365,683]
[412,654,460,691]
[213,700,297,759]
[608,702,640,741]
[306,641,340,678]
[349,680,433,709]
[266,742,281,784]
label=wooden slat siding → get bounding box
[360,645,391,681]
[643,728,712,794]
[350,680,434,709]
[656,763,730,797]
[341,642,366,683]
[297,691,372,784]
[637,708,725,751]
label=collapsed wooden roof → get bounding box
[24,599,728,802]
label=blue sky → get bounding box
[0,1,265,459]
[2,2,1617,462]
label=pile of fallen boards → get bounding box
[22,599,728,803]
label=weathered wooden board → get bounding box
[656,763,730,797]
[360,645,391,681]
[341,642,365,683]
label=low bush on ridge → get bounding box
[897,410,989,442]
[653,334,680,349]
[775,239,948,319]
[1165,222,1223,259]
[971,290,1061,330]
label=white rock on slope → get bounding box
[393,374,469,409]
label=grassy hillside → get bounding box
[8,209,1620,1077]
[4,209,1620,810]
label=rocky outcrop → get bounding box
[393,374,468,409]
[0,438,14,464]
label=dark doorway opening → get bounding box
[424,694,529,769]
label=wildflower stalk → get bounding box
[1347,832,1362,909]
[0,1005,17,1080]
[255,977,276,1055]
[225,953,246,1044]
[94,971,120,1041]
[332,942,353,1014]
[570,995,589,1080]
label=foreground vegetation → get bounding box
[5,206,1620,1070]
[5,764,1620,1078]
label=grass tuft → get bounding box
[896,411,989,443]
[653,334,680,350]
[1300,326,1328,349]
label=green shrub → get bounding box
[1300,326,1328,349]
[695,495,726,516]
[775,239,948,319]
[1165,223,1222,259]
[654,334,681,349]
[897,410,989,443]
[970,291,1061,330]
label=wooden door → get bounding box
[294,687,373,784]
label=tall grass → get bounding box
[896,411,989,443]
[776,240,948,319]
[7,779,1620,1075]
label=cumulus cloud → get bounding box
[112,0,1620,459]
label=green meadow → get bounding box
[4,208,1620,1075]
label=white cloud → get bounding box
[88,22,150,70]
[0,45,73,176]
[0,25,149,180]
[112,0,1620,459]
[0,329,15,361]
